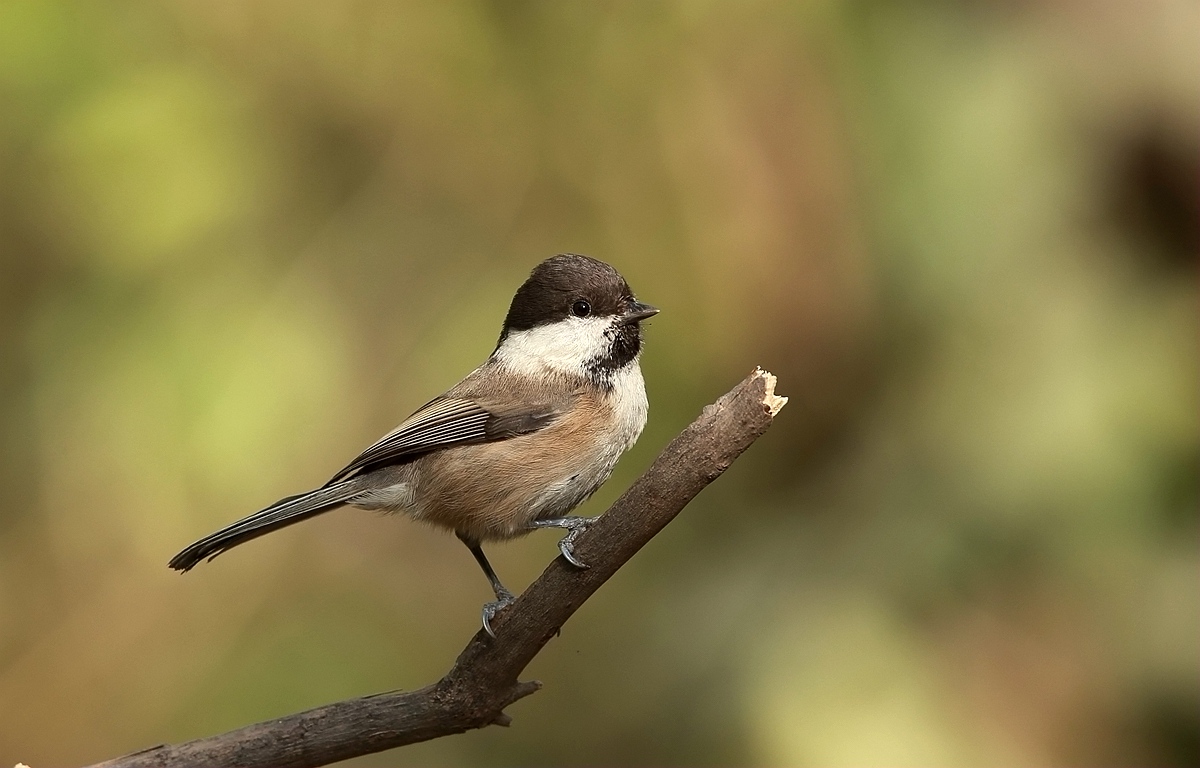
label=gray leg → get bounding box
[457,532,514,639]
[528,516,600,569]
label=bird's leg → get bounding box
[527,516,600,569]
[457,532,514,639]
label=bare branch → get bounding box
[88,369,786,768]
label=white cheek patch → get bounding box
[494,316,614,377]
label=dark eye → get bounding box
[571,299,591,317]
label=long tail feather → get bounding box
[168,481,359,572]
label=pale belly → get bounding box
[401,413,633,541]
[349,364,648,542]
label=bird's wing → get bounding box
[327,396,560,483]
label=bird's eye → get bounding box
[571,299,591,317]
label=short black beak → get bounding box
[619,301,659,325]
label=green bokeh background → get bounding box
[1,2,1196,766]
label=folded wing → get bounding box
[327,397,559,484]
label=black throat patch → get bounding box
[584,322,642,387]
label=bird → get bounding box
[169,254,657,636]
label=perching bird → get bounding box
[169,254,657,636]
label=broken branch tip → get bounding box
[752,367,788,416]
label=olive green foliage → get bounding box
[0,1,1195,766]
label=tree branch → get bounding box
[88,368,787,768]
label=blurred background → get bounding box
[0,1,1196,765]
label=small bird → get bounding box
[169,254,657,636]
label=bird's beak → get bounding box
[619,301,659,325]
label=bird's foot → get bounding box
[481,588,516,639]
[530,516,599,569]
[557,519,594,569]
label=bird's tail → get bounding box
[168,480,360,572]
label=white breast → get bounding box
[528,361,648,520]
[606,361,649,452]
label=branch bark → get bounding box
[89,368,787,768]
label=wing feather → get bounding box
[327,396,558,483]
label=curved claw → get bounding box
[558,533,589,569]
[528,515,599,570]
[557,520,595,569]
[481,590,516,639]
